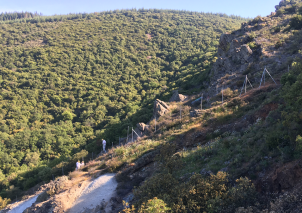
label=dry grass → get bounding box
[68,171,82,180]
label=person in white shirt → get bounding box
[102,139,106,152]
[76,160,80,171]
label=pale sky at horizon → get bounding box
[0,0,282,18]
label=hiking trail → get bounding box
[67,173,117,213]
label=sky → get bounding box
[0,0,282,18]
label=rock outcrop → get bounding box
[153,99,169,119]
[137,123,146,132]
[169,90,188,102]
[213,34,254,78]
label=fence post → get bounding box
[132,127,134,142]
[201,93,203,111]
[222,87,224,105]
[264,69,265,86]
[62,167,64,176]
[127,126,129,143]
[245,75,247,94]
[180,106,182,121]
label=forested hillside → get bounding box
[0,10,247,198]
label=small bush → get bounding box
[247,41,257,49]
[295,135,302,152]
[281,72,297,85]
[274,26,281,33]
[249,32,256,40]
[265,132,282,150]
[0,196,10,210]
[138,197,171,213]
[227,97,244,108]
[275,40,284,49]
[290,15,302,30]
[114,146,130,158]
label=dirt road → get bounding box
[67,173,117,213]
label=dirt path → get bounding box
[7,193,41,213]
[67,173,117,213]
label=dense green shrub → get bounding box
[290,15,302,29]
[266,132,282,150]
[134,172,257,213]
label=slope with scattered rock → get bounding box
[3,1,302,212]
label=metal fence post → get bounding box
[180,106,182,121]
[201,93,203,110]
[222,87,223,105]
[127,126,129,143]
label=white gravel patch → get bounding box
[8,194,40,213]
[68,173,117,213]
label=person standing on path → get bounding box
[102,139,106,153]
[76,160,80,171]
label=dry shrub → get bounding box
[68,171,82,180]
[106,157,123,172]
[0,196,10,210]
[227,97,244,107]
[85,160,100,169]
